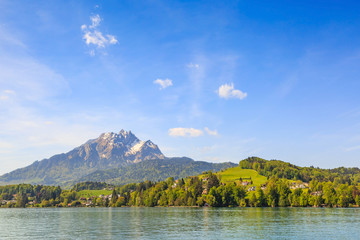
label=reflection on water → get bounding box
[0,207,359,239]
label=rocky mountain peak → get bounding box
[82,130,164,162]
[0,130,165,186]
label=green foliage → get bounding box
[77,158,236,186]
[75,190,112,198]
[239,157,360,185]
[217,167,268,186]
[0,184,61,207]
[0,157,236,187]
[1,157,360,208]
[72,182,114,191]
[15,192,28,208]
[205,172,220,191]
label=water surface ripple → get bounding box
[0,207,359,239]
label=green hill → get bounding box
[219,167,268,186]
[239,156,360,185]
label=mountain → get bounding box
[75,157,237,186]
[0,130,165,186]
[0,130,236,187]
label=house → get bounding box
[241,181,250,186]
[310,191,322,196]
[290,183,308,190]
[202,189,208,195]
[247,186,256,191]
[204,203,210,207]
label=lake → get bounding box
[0,207,359,239]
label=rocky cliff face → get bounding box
[76,130,164,165]
[0,130,165,185]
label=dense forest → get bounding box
[1,157,359,208]
[75,157,236,186]
[239,157,360,185]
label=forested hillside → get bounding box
[239,157,360,185]
[75,157,236,186]
[1,157,360,208]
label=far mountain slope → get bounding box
[74,157,237,186]
[0,130,164,186]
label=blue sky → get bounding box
[0,0,360,174]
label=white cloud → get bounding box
[89,14,101,29]
[4,90,15,95]
[204,127,218,136]
[168,128,204,137]
[0,90,15,101]
[187,63,200,68]
[83,30,108,48]
[154,78,173,89]
[81,14,117,53]
[107,35,118,44]
[345,145,360,152]
[0,95,8,101]
[217,83,247,100]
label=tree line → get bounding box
[1,171,359,208]
[239,157,360,185]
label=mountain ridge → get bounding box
[0,130,236,187]
[74,157,236,186]
[0,130,165,186]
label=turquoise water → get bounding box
[0,207,359,239]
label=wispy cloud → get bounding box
[168,127,218,137]
[81,14,117,54]
[0,95,8,101]
[0,89,16,101]
[345,145,360,152]
[168,128,203,137]
[89,14,101,29]
[3,90,15,95]
[187,63,200,68]
[217,83,247,100]
[204,127,218,136]
[154,78,173,89]
[0,57,69,101]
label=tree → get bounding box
[255,188,266,207]
[249,193,257,207]
[15,192,28,208]
[355,195,360,206]
[206,172,220,192]
[111,189,118,204]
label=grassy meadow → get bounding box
[76,190,113,198]
[218,167,268,186]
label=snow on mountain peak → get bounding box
[102,132,116,140]
[127,140,145,155]
[93,130,164,160]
